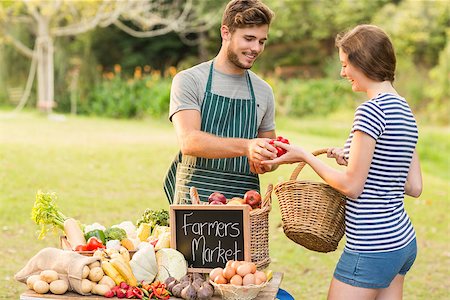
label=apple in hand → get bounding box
[244,190,262,208]
[208,192,227,204]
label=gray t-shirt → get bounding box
[169,60,275,132]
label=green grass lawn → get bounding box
[0,110,448,299]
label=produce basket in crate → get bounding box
[210,280,268,300]
[249,184,272,269]
[274,148,346,253]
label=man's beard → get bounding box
[227,48,254,70]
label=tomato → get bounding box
[270,136,290,157]
[276,136,290,144]
[85,236,105,251]
[75,244,88,251]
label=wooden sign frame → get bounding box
[170,204,251,273]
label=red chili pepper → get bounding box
[132,287,143,299]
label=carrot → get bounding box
[64,218,86,249]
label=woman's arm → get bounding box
[404,149,422,197]
[262,131,375,199]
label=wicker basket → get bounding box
[249,184,272,269]
[274,148,346,253]
[210,280,268,300]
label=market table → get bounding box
[20,272,283,300]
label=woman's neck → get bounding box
[366,81,398,99]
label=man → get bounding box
[164,0,277,204]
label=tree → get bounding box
[0,0,220,113]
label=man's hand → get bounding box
[247,138,277,174]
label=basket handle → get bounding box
[262,184,273,208]
[289,148,329,181]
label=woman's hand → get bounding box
[327,147,348,166]
[261,141,307,166]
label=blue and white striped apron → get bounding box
[164,62,260,204]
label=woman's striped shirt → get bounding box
[343,93,418,252]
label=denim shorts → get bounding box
[333,238,417,289]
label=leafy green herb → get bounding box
[31,191,67,239]
[136,208,169,229]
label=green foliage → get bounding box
[269,77,356,117]
[78,70,172,119]
[90,27,198,74]
[423,30,450,124]
[373,0,449,68]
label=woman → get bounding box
[263,24,422,300]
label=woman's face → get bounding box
[339,48,370,93]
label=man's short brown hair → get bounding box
[222,0,274,33]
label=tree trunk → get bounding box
[36,18,54,113]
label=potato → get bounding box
[82,265,90,279]
[49,279,69,295]
[92,284,111,296]
[40,270,58,283]
[88,261,101,269]
[81,279,93,294]
[98,275,116,289]
[26,275,41,289]
[88,266,104,282]
[33,280,50,294]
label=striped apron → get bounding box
[163,62,260,204]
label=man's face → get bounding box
[225,25,269,70]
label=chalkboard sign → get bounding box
[170,205,251,273]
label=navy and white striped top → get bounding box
[343,93,418,252]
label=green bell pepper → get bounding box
[84,229,106,245]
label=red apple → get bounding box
[244,190,261,208]
[209,200,225,205]
[208,192,227,204]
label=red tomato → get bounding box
[74,244,87,251]
[270,136,290,157]
[277,136,290,144]
[86,237,105,251]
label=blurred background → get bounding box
[0,0,448,124]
